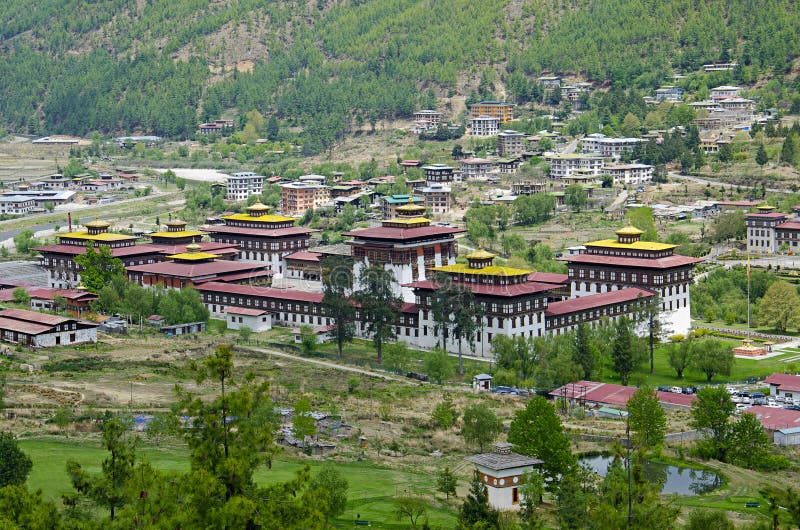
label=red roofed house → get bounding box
[747,405,800,432]
[764,373,800,400]
[225,306,272,332]
[565,225,702,335]
[0,308,97,348]
[550,380,697,409]
[745,208,786,254]
[284,251,322,281]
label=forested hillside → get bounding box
[1,0,799,151]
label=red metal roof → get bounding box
[126,260,272,279]
[204,225,314,237]
[549,380,696,408]
[154,242,240,255]
[545,288,655,316]
[747,406,800,431]
[527,272,569,285]
[225,307,270,316]
[745,212,787,219]
[0,308,73,326]
[401,302,418,314]
[776,222,800,231]
[197,281,324,303]
[405,280,554,297]
[28,288,97,302]
[285,251,321,263]
[344,225,465,241]
[0,316,52,335]
[764,373,800,392]
[565,253,703,269]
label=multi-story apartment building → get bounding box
[545,154,604,178]
[280,182,330,216]
[497,130,526,157]
[602,164,654,186]
[413,110,443,127]
[469,115,500,137]
[423,163,455,184]
[226,172,264,202]
[420,184,451,214]
[580,133,644,159]
[469,101,515,123]
[460,158,493,180]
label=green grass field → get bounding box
[20,438,458,529]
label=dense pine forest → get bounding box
[1,0,800,152]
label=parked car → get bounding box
[657,386,671,393]
[735,403,751,414]
[670,386,682,394]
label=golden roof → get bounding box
[247,202,271,213]
[756,204,776,211]
[167,251,220,261]
[149,230,203,238]
[164,219,187,226]
[615,225,644,236]
[466,249,496,260]
[59,231,136,242]
[585,239,676,251]
[83,219,111,229]
[433,263,532,277]
[223,212,295,223]
[185,243,202,252]
[383,217,430,226]
[396,202,427,214]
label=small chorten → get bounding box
[615,225,644,244]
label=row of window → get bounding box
[572,268,689,284]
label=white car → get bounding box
[671,386,682,394]
[731,395,742,404]
[736,403,751,414]
[767,399,780,408]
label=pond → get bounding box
[579,454,723,495]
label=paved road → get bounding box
[606,189,629,212]
[668,171,792,194]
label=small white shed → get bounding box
[468,443,543,511]
[774,426,800,446]
[473,373,493,392]
[225,307,272,332]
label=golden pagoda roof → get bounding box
[466,249,496,260]
[585,239,676,251]
[247,202,271,213]
[149,230,203,239]
[167,245,220,260]
[756,204,776,211]
[615,225,644,236]
[433,263,532,277]
[83,219,111,229]
[164,219,187,226]
[382,217,430,227]
[59,231,135,242]
[396,202,427,214]
[185,243,202,252]
[223,212,295,223]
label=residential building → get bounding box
[280,182,330,215]
[225,307,272,332]
[537,76,561,89]
[345,200,464,301]
[764,373,800,400]
[710,85,741,99]
[1,190,74,208]
[420,184,451,214]
[203,202,314,275]
[284,251,322,281]
[497,130,526,157]
[745,209,787,254]
[198,123,223,135]
[469,115,500,137]
[655,86,684,102]
[469,101,515,123]
[226,172,264,202]
[422,164,455,184]
[468,443,543,511]
[0,196,36,215]
[460,158,493,180]
[382,194,425,218]
[703,62,738,72]
[564,225,703,335]
[0,308,97,348]
[545,153,604,178]
[580,133,644,159]
[512,181,548,196]
[413,110,443,127]
[497,157,522,174]
[602,164,654,185]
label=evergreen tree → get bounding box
[611,316,636,385]
[571,323,595,379]
[756,143,768,167]
[321,255,355,359]
[458,475,499,529]
[353,265,402,364]
[782,134,796,165]
[0,432,33,488]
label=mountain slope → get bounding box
[1,0,799,150]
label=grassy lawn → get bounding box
[20,438,457,529]
[596,339,799,388]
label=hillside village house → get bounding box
[422,163,455,184]
[655,86,684,102]
[744,206,800,255]
[203,202,314,276]
[420,184,451,214]
[460,158,493,180]
[579,133,644,159]
[710,85,741,99]
[382,194,425,218]
[497,130,526,157]
[602,163,654,185]
[413,110,443,127]
[0,196,36,215]
[545,153,604,178]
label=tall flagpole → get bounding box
[747,254,751,335]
